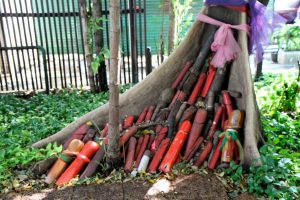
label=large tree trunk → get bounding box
[32,6,261,168]
[79,0,96,93]
[107,0,121,164]
[168,0,176,55]
[93,0,108,91]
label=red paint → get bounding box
[148,134,155,150]
[145,106,156,122]
[56,141,100,185]
[184,109,207,157]
[208,137,223,169]
[159,121,192,173]
[179,106,197,127]
[222,91,234,115]
[123,115,135,129]
[221,104,227,131]
[118,126,138,147]
[233,141,240,161]
[183,136,204,161]
[171,61,193,89]
[151,127,168,151]
[169,90,180,108]
[226,6,249,15]
[134,137,144,160]
[104,137,108,145]
[170,90,187,109]
[101,123,109,137]
[135,134,150,167]
[201,65,217,98]
[124,137,137,172]
[188,73,207,105]
[194,141,213,167]
[221,136,234,163]
[207,106,223,139]
[63,123,90,149]
[136,107,149,124]
[155,124,163,134]
[148,138,170,173]
[177,91,187,102]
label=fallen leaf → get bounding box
[12,180,20,188]
[17,174,28,181]
[215,172,225,177]
[148,179,156,184]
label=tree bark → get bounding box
[93,0,108,92]
[168,0,176,55]
[31,7,204,148]
[32,7,262,168]
[79,0,96,93]
[107,0,121,164]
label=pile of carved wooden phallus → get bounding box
[45,55,245,186]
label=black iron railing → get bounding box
[0,46,49,93]
[0,0,148,93]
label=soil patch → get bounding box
[1,173,254,200]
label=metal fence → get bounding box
[0,0,148,93]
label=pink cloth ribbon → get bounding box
[196,14,250,68]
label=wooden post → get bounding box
[79,0,96,93]
[107,0,121,166]
[168,0,176,55]
[145,47,152,75]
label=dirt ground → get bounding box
[1,173,256,200]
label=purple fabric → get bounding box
[274,0,300,23]
[205,0,287,63]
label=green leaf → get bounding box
[91,59,99,74]
[288,186,298,194]
[236,166,243,175]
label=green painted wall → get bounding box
[32,0,277,55]
[32,0,83,54]
[141,0,203,54]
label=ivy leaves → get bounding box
[91,48,110,74]
[250,74,299,199]
[0,90,109,191]
[225,73,299,199]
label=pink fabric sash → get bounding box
[196,14,249,68]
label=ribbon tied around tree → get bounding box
[204,0,287,65]
[219,129,244,162]
[196,14,249,68]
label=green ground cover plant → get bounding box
[226,73,299,199]
[250,73,299,199]
[0,89,109,191]
[0,73,298,199]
